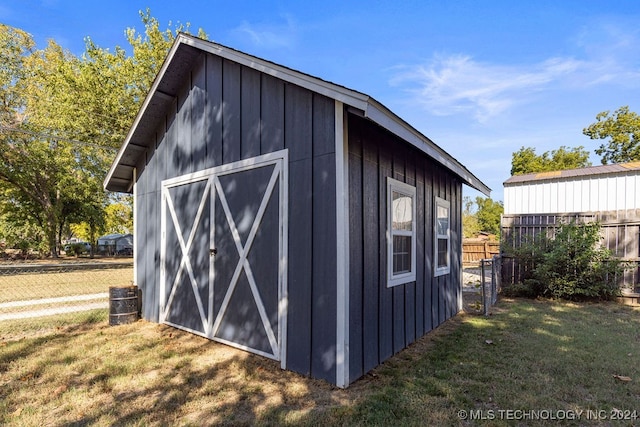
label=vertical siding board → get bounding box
[140,135,159,323]
[405,153,416,345]
[222,59,241,163]
[191,54,207,172]
[348,129,364,382]
[378,141,393,361]
[178,79,193,175]
[424,161,434,332]
[432,169,442,328]
[446,176,454,320]
[135,192,146,312]
[166,99,179,179]
[285,85,313,161]
[391,146,406,354]
[287,159,313,375]
[362,129,380,373]
[310,94,337,382]
[415,162,425,336]
[313,95,336,156]
[311,152,337,382]
[146,187,159,322]
[439,172,447,325]
[260,74,285,153]
[451,179,461,315]
[205,54,223,169]
[135,148,148,318]
[241,67,261,159]
[284,84,313,376]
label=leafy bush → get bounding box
[504,221,626,301]
[503,233,548,297]
[67,243,89,256]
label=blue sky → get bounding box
[2,0,640,202]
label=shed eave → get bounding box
[363,99,491,196]
[103,35,189,193]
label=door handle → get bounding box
[210,248,218,256]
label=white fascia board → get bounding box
[364,100,491,196]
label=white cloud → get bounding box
[390,54,586,123]
[232,15,297,49]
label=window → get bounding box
[387,178,416,287]
[434,197,450,276]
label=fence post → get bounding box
[481,259,488,316]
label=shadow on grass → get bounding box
[1,320,349,426]
[2,300,640,426]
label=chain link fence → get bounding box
[0,261,133,340]
[462,255,502,315]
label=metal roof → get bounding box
[504,161,640,185]
[104,34,491,196]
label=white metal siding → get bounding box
[504,173,640,214]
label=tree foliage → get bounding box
[583,106,640,165]
[511,145,592,175]
[462,197,480,238]
[475,197,503,236]
[461,196,503,238]
[0,10,204,256]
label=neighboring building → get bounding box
[503,162,640,291]
[104,34,490,387]
[97,233,133,255]
[504,162,640,215]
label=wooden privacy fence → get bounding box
[501,209,640,291]
[462,240,500,264]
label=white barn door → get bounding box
[160,151,288,363]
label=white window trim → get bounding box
[434,196,451,277]
[387,178,417,287]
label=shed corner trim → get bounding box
[335,100,350,388]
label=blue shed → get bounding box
[105,34,490,387]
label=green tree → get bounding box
[0,30,109,257]
[462,196,480,238]
[104,197,133,234]
[510,145,592,175]
[475,197,503,236]
[0,11,206,256]
[583,106,640,164]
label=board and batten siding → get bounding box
[504,173,640,215]
[133,51,339,383]
[347,114,463,383]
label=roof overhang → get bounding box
[105,34,490,196]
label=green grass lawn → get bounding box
[0,268,133,303]
[332,299,640,426]
[1,298,639,426]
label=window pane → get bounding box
[392,191,412,231]
[437,238,449,268]
[437,205,449,235]
[393,235,412,274]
